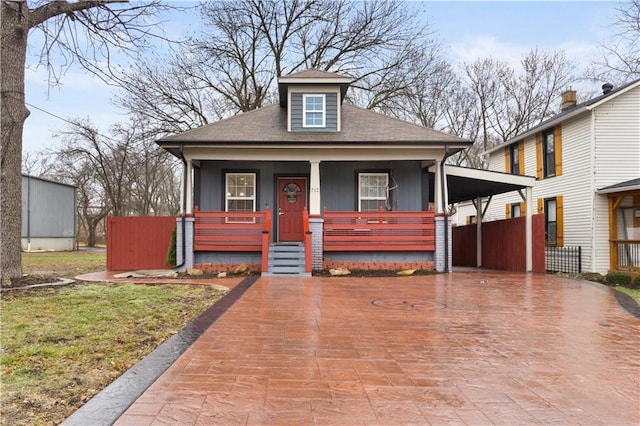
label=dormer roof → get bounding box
[278,68,352,107]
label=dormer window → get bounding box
[303,94,325,127]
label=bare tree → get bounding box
[1,0,169,282]
[460,49,576,162]
[44,154,111,247]
[589,0,640,84]
[115,0,446,134]
[55,119,134,217]
[44,118,179,245]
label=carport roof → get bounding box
[445,165,536,204]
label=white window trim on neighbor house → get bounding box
[303,94,326,128]
[358,172,389,212]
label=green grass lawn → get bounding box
[1,251,228,425]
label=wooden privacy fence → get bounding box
[107,216,176,271]
[323,208,435,251]
[452,215,545,272]
[193,207,271,252]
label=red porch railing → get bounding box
[193,206,271,253]
[323,208,435,251]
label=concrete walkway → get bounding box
[114,271,639,425]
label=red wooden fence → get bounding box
[452,215,545,273]
[107,216,177,271]
[323,208,435,251]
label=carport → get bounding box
[444,165,537,271]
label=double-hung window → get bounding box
[511,203,521,218]
[303,94,325,127]
[510,144,520,175]
[543,129,556,178]
[544,198,557,246]
[358,173,388,212]
[225,173,256,212]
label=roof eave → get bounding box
[483,106,589,156]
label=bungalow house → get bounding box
[156,69,535,275]
[457,79,640,275]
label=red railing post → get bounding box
[303,207,312,273]
[261,207,272,273]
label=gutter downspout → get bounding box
[175,145,187,270]
[440,145,457,273]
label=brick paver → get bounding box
[115,271,640,425]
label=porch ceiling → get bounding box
[445,165,536,204]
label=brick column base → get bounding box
[435,216,451,272]
[309,218,324,270]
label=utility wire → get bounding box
[25,100,122,144]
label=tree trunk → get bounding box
[1,1,30,283]
[86,217,99,248]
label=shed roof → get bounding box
[597,178,640,194]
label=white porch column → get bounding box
[308,160,323,269]
[186,160,194,214]
[434,160,443,214]
[309,160,321,215]
[181,160,195,214]
[525,186,533,272]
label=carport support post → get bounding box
[525,186,533,272]
[476,197,482,267]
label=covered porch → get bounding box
[598,178,640,274]
[174,148,458,275]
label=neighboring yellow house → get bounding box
[458,80,640,274]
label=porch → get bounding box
[187,207,437,275]
[599,180,640,275]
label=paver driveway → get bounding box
[115,271,639,425]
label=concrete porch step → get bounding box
[265,243,309,276]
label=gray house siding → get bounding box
[290,92,338,132]
[320,161,424,211]
[197,161,310,211]
[197,160,426,212]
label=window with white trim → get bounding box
[225,173,255,212]
[358,173,388,212]
[303,94,325,127]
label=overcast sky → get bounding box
[23,1,621,155]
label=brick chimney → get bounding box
[561,88,577,111]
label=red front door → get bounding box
[277,177,307,242]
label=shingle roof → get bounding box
[279,68,352,81]
[158,103,470,145]
[597,178,640,194]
